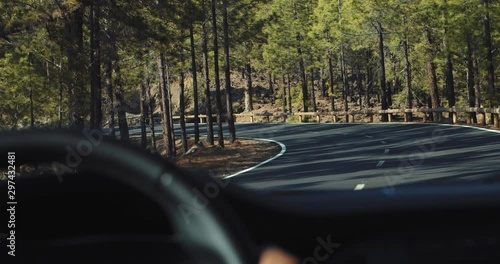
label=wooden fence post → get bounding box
[316,114,321,123]
[388,114,392,122]
[333,115,338,123]
[250,115,254,123]
[494,114,499,129]
[466,113,472,124]
[299,115,303,123]
[452,112,458,124]
[480,113,486,125]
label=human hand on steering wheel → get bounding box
[259,248,299,264]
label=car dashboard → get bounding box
[3,170,500,263]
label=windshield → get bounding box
[1,0,499,194]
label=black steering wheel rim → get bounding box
[0,129,256,264]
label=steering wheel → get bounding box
[0,129,257,264]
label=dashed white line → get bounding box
[354,184,365,191]
[380,140,387,144]
[364,135,373,138]
[376,160,385,167]
[384,149,390,154]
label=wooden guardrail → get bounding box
[127,107,500,129]
[291,107,499,129]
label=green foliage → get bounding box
[0,0,498,129]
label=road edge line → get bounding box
[364,122,500,134]
[222,137,287,179]
[431,123,500,134]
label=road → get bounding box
[131,123,500,193]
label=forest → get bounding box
[0,0,498,156]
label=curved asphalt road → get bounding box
[131,123,500,193]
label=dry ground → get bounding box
[131,135,281,178]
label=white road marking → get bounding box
[223,138,287,179]
[433,123,500,134]
[376,160,385,167]
[380,140,387,144]
[354,184,365,191]
[384,149,390,154]
[364,135,373,138]
[364,122,500,135]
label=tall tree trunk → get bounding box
[389,63,396,107]
[140,83,148,149]
[58,57,64,128]
[282,74,287,113]
[202,19,214,145]
[298,52,308,112]
[158,53,173,157]
[90,3,102,130]
[147,81,157,152]
[222,0,235,144]
[89,22,94,124]
[466,32,478,123]
[442,0,454,117]
[244,63,253,112]
[167,64,176,155]
[356,65,363,109]
[158,0,174,154]
[105,60,115,139]
[328,51,335,111]
[444,54,455,108]
[287,74,293,114]
[403,40,412,116]
[376,21,388,121]
[320,66,326,98]
[114,63,129,142]
[179,71,188,154]
[295,26,308,111]
[340,43,348,121]
[387,81,392,107]
[443,34,455,111]
[64,8,85,130]
[484,0,496,123]
[443,15,455,117]
[310,68,317,112]
[103,23,116,138]
[211,0,224,147]
[29,86,34,128]
[268,72,274,93]
[365,49,372,108]
[42,60,49,127]
[425,28,441,122]
[473,53,481,108]
[365,65,372,108]
[189,22,200,143]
